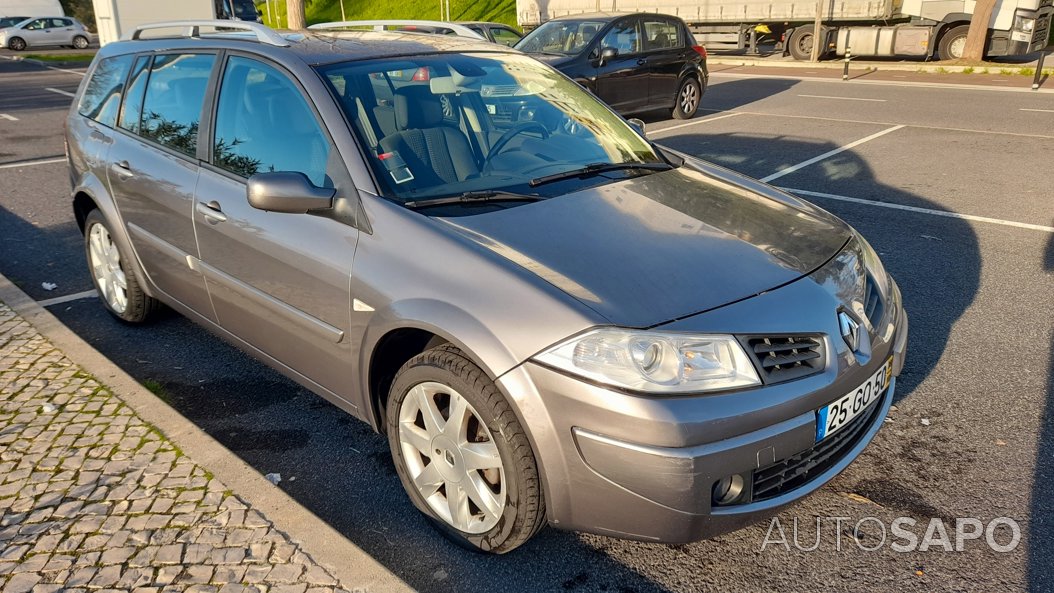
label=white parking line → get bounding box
[781,187,1054,233]
[45,87,76,98]
[650,112,744,135]
[36,290,97,308]
[0,113,17,121]
[691,108,1054,140]
[798,94,887,102]
[759,125,905,183]
[0,157,67,169]
[1020,108,1054,113]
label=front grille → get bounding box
[751,391,885,502]
[746,336,825,384]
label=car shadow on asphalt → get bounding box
[1031,230,1054,591]
[0,203,91,300]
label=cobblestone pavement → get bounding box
[0,300,354,593]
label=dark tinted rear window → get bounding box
[138,53,216,157]
[78,54,135,128]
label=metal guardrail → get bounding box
[308,20,485,40]
[122,20,290,47]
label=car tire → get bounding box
[386,344,545,553]
[72,35,89,50]
[788,27,816,61]
[83,209,161,324]
[8,37,26,51]
[671,77,702,120]
[937,25,970,61]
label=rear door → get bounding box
[49,18,75,45]
[194,54,358,398]
[593,17,649,113]
[640,17,687,109]
[105,52,219,320]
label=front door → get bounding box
[593,17,649,113]
[194,55,358,398]
[106,52,218,320]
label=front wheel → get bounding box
[788,28,815,61]
[671,77,702,120]
[72,35,89,50]
[83,209,160,323]
[386,344,545,553]
[937,25,970,61]
[8,37,26,51]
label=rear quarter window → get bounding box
[78,54,135,128]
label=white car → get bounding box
[1,16,90,50]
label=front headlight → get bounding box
[855,232,891,295]
[1013,15,1036,32]
[533,328,761,394]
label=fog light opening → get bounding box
[712,474,746,505]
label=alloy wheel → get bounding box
[73,36,88,49]
[398,381,506,533]
[680,82,699,115]
[88,223,128,314]
[949,36,966,59]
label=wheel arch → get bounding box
[360,299,524,434]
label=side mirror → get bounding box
[247,172,334,213]
[627,117,646,136]
[598,46,618,65]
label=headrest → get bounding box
[394,85,444,130]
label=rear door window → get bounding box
[77,54,135,128]
[643,18,683,51]
[137,53,216,157]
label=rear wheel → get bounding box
[937,25,970,61]
[72,35,89,50]
[8,37,25,51]
[386,344,545,553]
[671,77,701,120]
[83,209,160,323]
[788,28,815,61]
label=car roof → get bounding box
[97,29,513,67]
[547,12,680,22]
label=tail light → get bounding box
[692,45,707,59]
[411,67,430,81]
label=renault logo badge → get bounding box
[839,312,861,351]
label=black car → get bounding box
[515,12,707,119]
[460,21,523,47]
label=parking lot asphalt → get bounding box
[1,57,1052,592]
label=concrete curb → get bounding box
[708,54,1054,74]
[0,273,413,593]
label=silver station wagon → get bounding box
[66,21,908,553]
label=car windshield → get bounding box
[515,20,606,55]
[231,0,258,18]
[318,52,663,203]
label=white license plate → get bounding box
[815,357,892,442]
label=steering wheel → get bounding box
[483,122,551,171]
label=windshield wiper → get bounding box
[529,162,673,187]
[403,190,544,210]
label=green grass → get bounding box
[142,378,169,401]
[23,53,95,62]
[259,0,518,29]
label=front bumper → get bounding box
[496,283,909,543]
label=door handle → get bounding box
[196,200,228,223]
[110,160,133,180]
[637,57,648,65]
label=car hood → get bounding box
[436,165,852,328]
[523,52,574,67]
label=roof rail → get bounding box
[122,20,290,47]
[308,20,485,40]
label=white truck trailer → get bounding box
[516,0,1053,60]
[92,0,261,46]
[0,0,63,18]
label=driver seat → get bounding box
[379,86,479,187]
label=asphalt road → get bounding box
[1,57,1052,593]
